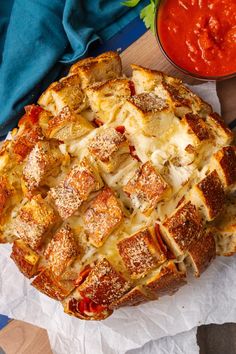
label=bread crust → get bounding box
[78,259,131,305]
[211,146,236,187]
[11,239,40,278]
[46,106,93,141]
[15,195,57,250]
[49,158,103,219]
[118,227,166,279]
[109,286,150,309]
[162,201,203,256]
[84,187,123,247]
[44,224,78,276]
[123,161,170,213]
[193,171,225,220]
[88,127,130,172]
[181,113,210,144]
[0,51,235,321]
[69,51,122,88]
[187,230,216,277]
[145,262,187,297]
[32,269,75,301]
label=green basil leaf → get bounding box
[140,1,157,32]
[122,0,142,7]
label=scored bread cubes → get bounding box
[12,105,44,162]
[44,224,79,277]
[109,285,151,309]
[69,51,122,88]
[1,51,236,321]
[11,239,40,278]
[64,292,113,320]
[131,64,164,94]
[77,258,131,305]
[214,199,236,256]
[88,127,130,173]
[22,140,64,193]
[205,112,234,145]
[117,227,166,279]
[123,92,174,136]
[123,161,170,213]
[0,176,23,244]
[180,113,211,148]
[45,106,93,141]
[191,170,226,221]
[0,176,12,217]
[84,187,123,248]
[15,195,57,251]
[210,146,236,188]
[187,230,216,277]
[86,79,133,123]
[161,201,203,257]
[154,80,212,118]
[38,74,87,115]
[145,261,186,297]
[49,158,103,219]
[32,268,75,300]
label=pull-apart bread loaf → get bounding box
[0,51,235,320]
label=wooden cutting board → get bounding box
[0,320,52,354]
[121,31,236,125]
[0,29,235,354]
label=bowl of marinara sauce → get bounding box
[156,0,236,80]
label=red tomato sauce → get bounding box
[157,0,236,77]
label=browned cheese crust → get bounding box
[162,82,191,113]
[49,74,86,113]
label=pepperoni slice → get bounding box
[115,126,125,134]
[74,265,92,287]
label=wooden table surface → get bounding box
[0,30,235,354]
[121,31,236,125]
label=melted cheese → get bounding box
[1,55,235,313]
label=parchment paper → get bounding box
[1,82,234,354]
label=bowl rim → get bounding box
[154,0,236,82]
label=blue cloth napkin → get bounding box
[0,0,145,137]
[0,314,9,330]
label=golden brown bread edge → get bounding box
[0,51,235,321]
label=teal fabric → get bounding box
[0,0,145,137]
